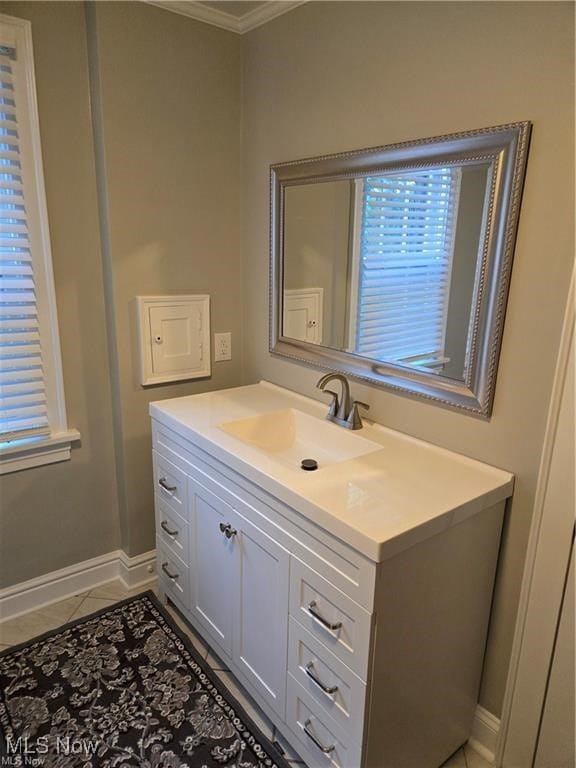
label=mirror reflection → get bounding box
[282,162,491,383]
[271,122,531,417]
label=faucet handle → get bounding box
[347,400,370,430]
[320,389,339,419]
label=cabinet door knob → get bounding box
[219,522,237,539]
[161,562,179,580]
[303,719,335,754]
[305,662,339,695]
[307,600,343,632]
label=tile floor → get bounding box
[0,580,492,768]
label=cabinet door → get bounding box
[189,480,239,659]
[149,303,205,376]
[283,289,323,344]
[234,513,289,718]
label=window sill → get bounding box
[0,429,81,475]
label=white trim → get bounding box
[0,429,80,475]
[237,1,307,33]
[496,271,575,767]
[0,14,68,433]
[145,1,240,31]
[0,14,78,472]
[118,549,158,589]
[19,19,67,434]
[469,705,501,764]
[438,166,461,361]
[0,549,157,621]
[347,179,363,346]
[143,1,307,34]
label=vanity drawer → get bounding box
[288,617,366,745]
[286,674,363,768]
[153,450,188,517]
[156,538,190,610]
[155,495,189,564]
[290,558,372,680]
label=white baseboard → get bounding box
[0,549,157,621]
[118,549,157,589]
[469,704,501,764]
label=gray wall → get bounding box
[283,181,351,347]
[0,2,121,587]
[241,1,574,717]
[0,2,243,582]
[88,3,243,557]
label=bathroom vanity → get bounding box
[149,382,513,768]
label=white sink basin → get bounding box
[218,408,381,470]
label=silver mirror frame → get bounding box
[270,122,531,418]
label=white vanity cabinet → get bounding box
[155,446,290,719]
[189,477,290,717]
[188,482,238,657]
[150,383,514,768]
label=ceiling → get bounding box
[145,1,306,33]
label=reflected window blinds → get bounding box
[356,168,461,367]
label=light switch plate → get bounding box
[214,332,232,362]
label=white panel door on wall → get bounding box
[189,481,239,658]
[233,514,290,718]
[149,304,203,374]
[283,288,323,343]
[135,295,210,385]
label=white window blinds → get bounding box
[0,47,50,442]
[355,168,460,366]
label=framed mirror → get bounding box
[270,122,531,418]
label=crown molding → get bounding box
[143,1,307,34]
[237,1,307,33]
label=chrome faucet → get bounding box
[316,373,369,430]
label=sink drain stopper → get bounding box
[301,458,318,471]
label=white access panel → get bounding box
[135,295,210,386]
[283,288,323,344]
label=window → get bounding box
[0,15,77,473]
[352,167,461,368]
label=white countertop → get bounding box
[150,382,514,563]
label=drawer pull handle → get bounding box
[305,662,339,695]
[161,521,179,536]
[161,562,179,580]
[219,522,237,539]
[307,600,343,632]
[303,719,335,754]
[159,477,177,494]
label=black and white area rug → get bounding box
[0,592,291,768]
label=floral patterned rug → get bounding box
[0,592,291,768]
